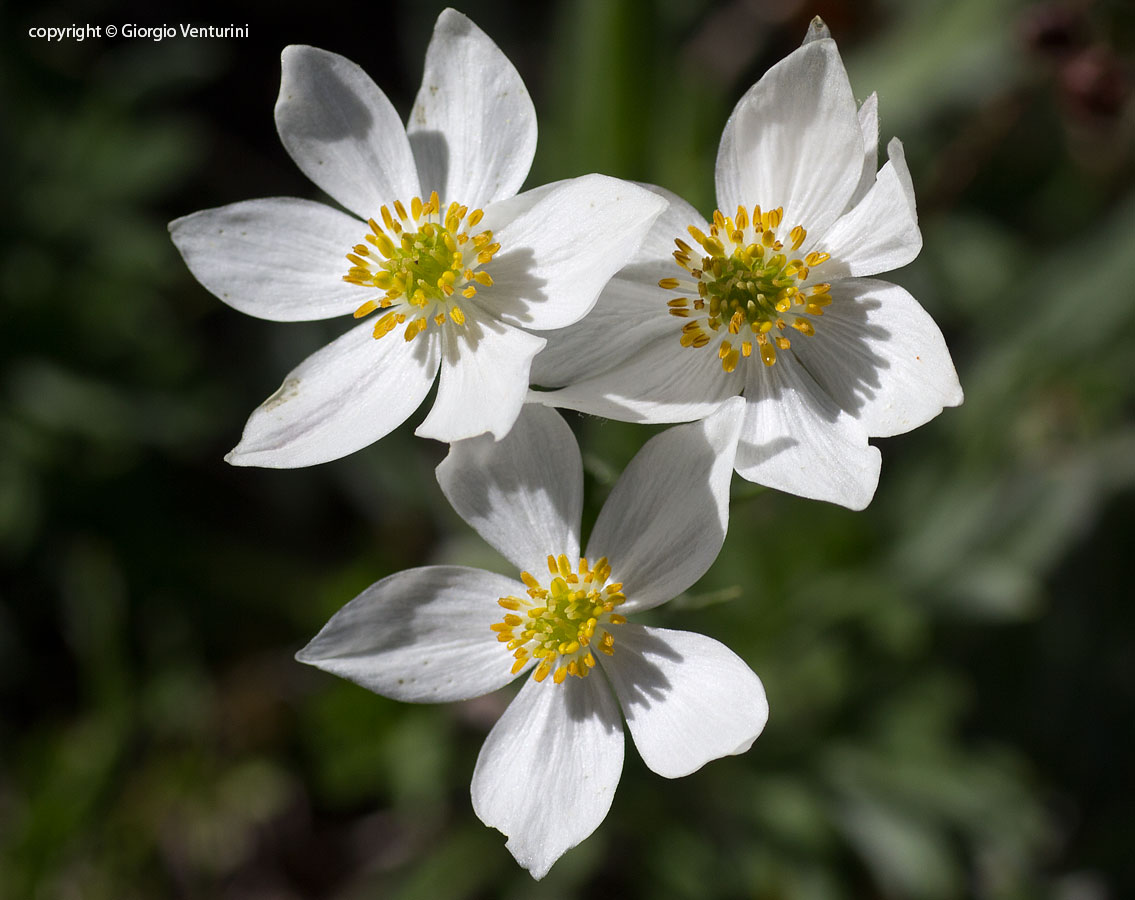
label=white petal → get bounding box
[715,39,863,238]
[624,183,711,265]
[585,398,745,614]
[276,45,420,220]
[735,356,880,510]
[296,566,526,703]
[227,319,440,468]
[532,330,743,424]
[528,263,677,388]
[818,139,921,278]
[790,279,963,437]
[436,404,582,576]
[474,175,667,331]
[529,188,709,388]
[169,198,367,322]
[407,9,536,209]
[471,673,624,880]
[602,624,768,778]
[414,309,546,442]
[850,92,880,208]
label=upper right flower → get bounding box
[530,20,963,511]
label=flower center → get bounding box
[492,554,627,685]
[342,190,501,342]
[660,205,832,370]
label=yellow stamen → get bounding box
[344,195,494,342]
[662,204,830,367]
[493,556,627,685]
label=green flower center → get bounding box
[342,191,501,342]
[661,204,832,370]
[493,554,627,684]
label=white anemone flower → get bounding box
[531,20,963,510]
[169,9,665,467]
[297,399,767,879]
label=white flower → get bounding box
[530,21,963,510]
[169,9,665,467]
[297,400,767,879]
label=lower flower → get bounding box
[297,401,768,878]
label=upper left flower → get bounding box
[170,8,666,467]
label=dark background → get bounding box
[2,0,1134,897]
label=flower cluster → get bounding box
[171,8,960,880]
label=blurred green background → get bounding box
[2,0,1134,896]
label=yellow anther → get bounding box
[775,336,791,350]
[499,596,522,610]
[741,341,752,357]
[374,233,396,258]
[474,270,493,287]
[373,312,398,338]
[466,208,484,227]
[411,196,423,220]
[792,318,815,336]
[533,661,551,682]
[380,206,395,230]
[659,277,681,290]
[790,225,807,249]
[758,337,777,366]
[735,206,749,230]
[450,307,466,325]
[805,251,830,267]
[353,299,378,319]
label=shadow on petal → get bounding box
[561,672,629,736]
[285,60,374,142]
[474,246,548,326]
[789,291,892,418]
[601,627,680,714]
[408,128,449,199]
